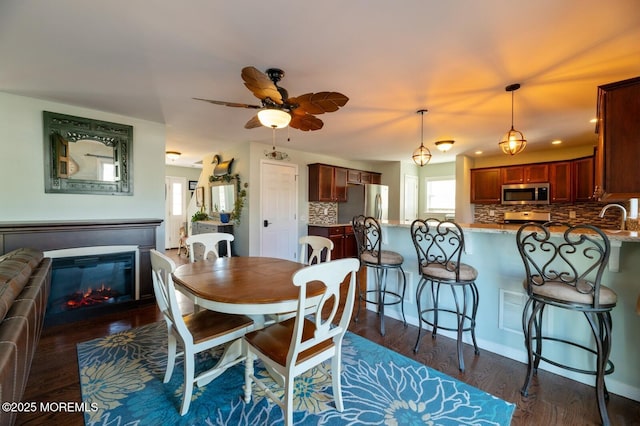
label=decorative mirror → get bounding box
[210,180,236,214]
[43,111,133,195]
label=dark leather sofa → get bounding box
[0,248,51,426]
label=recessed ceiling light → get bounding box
[551,140,562,145]
[475,150,483,155]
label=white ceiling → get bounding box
[1,0,639,168]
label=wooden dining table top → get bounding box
[171,256,324,314]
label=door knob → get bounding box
[263,220,272,227]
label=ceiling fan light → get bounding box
[257,108,291,129]
[435,140,455,152]
[165,151,181,161]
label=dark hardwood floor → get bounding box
[16,250,640,425]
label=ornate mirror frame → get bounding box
[43,111,133,195]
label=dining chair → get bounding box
[410,218,479,372]
[243,258,360,426]
[516,222,617,426]
[149,249,253,415]
[186,232,234,262]
[351,215,406,335]
[299,235,334,264]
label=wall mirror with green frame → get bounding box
[43,111,133,195]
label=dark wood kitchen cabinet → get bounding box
[594,76,640,200]
[470,167,501,204]
[308,164,347,202]
[550,161,572,203]
[307,225,357,260]
[573,156,595,202]
[501,164,549,184]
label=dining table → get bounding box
[171,256,324,386]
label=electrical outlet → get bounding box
[489,210,495,217]
[569,210,576,219]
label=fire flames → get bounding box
[65,284,120,310]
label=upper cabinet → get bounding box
[309,163,381,202]
[470,168,501,204]
[549,161,572,203]
[573,156,595,202]
[501,164,549,184]
[595,76,640,200]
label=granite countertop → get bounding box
[307,223,352,227]
[378,220,640,243]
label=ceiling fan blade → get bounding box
[290,113,323,131]
[241,66,283,105]
[193,98,261,109]
[244,115,262,129]
[289,92,349,115]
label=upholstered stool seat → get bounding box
[523,277,617,306]
[352,215,406,336]
[411,218,480,372]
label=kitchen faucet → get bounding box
[598,204,627,230]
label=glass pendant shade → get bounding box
[412,109,431,166]
[257,108,291,129]
[412,144,432,166]
[499,127,527,155]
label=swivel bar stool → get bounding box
[352,215,406,335]
[410,218,479,372]
[516,222,617,426]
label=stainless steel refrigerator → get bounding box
[338,184,389,223]
[364,184,389,220]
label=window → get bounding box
[425,176,455,213]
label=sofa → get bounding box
[0,248,51,426]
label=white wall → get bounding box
[0,92,166,244]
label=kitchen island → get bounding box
[370,220,640,402]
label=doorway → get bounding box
[260,160,298,261]
[165,176,187,249]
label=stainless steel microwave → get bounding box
[501,183,550,205]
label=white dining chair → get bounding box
[149,249,253,415]
[298,235,334,264]
[243,258,360,426]
[186,232,234,262]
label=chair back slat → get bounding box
[299,235,334,265]
[186,232,234,262]
[289,258,359,364]
[150,249,191,340]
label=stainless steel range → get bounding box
[503,211,551,224]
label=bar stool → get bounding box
[516,222,616,426]
[352,215,406,336]
[410,218,479,372]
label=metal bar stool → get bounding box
[352,215,406,336]
[516,222,616,426]
[410,218,479,372]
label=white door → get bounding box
[404,174,419,221]
[165,176,187,248]
[260,161,298,261]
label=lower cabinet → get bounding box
[191,220,234,257]
[307,225,357,261]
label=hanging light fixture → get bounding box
[499,83,527,155]
[165,151,181,161]
[435,140,455,152]
[257,108,291,129]
[412,109,432,166]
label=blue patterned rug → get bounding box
[78,321,514,425]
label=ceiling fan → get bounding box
[194,66,349,131]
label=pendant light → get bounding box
[499,83,527,155]
[412,109,432,166]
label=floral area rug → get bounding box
[78,321,515,425]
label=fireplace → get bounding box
[44,245,140,324]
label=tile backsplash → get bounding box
[308,202,338,225]
[474,201,631,229]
